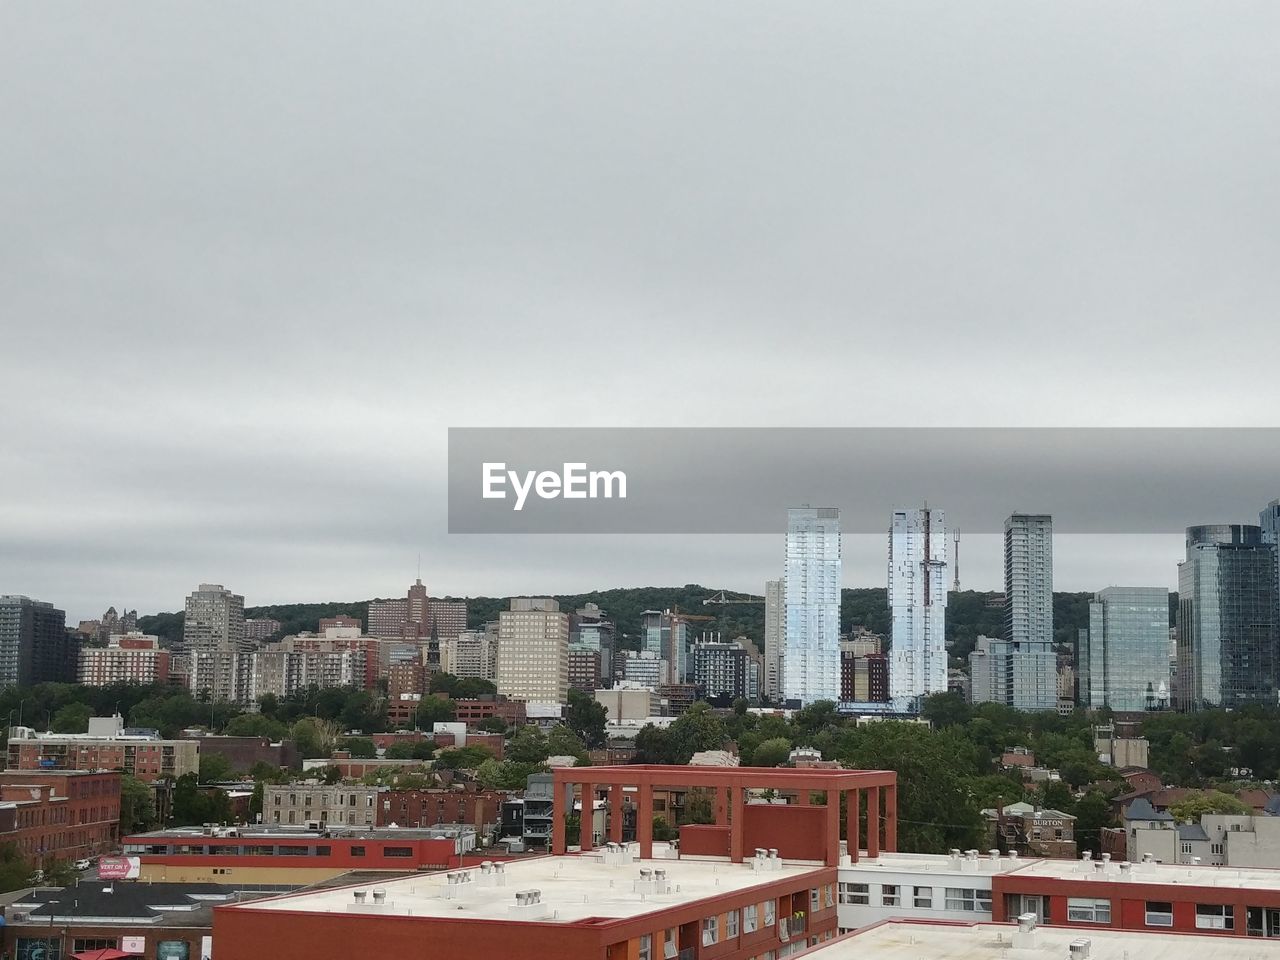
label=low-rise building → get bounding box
[376,788,506,830]
[264,783,382,828]
[0,770,121,869]
[122,825,477,886]
[183,735,300,774]
[4,882,252,960]
[5,715,199,782]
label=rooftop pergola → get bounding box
[552,764,897,866]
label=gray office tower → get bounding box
[1083,587,1171,712]
[1176,525,1278,711]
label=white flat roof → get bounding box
[231,846,823,924]
[841,851,1280,894]
[812,921,1280,960]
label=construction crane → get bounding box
[702,590,765,606]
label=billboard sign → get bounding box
[98,856,141,879]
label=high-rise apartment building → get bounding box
[570,603,616,682]
[763,580,784,702]
[243,618,281,640]
[1176,524,1278,711]
[183,584,247,702]
[368,597,409,638]
[496,598,569,705]
[370,581,468,644]
[691,640,758,701]
[407,578,429,634]
[1004,514,1054,645]
[783,507,841,706]
[427,600,468,641]
[887,507,949,708]
[1262,499,1280,620]
[969,634,1057,710]
[996,514,1056,711]
[1082,587,1171,712]
[0,595,73,689]
[640,610,692,685]
[439,629,498,681]
[79,632,172,686]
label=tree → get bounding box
[385,740,435,761]
[1074,790,1115,857]
[119,775,157,833]
[0,842,33,894]
[414,697,457,729]
[340,737,377,759]
[224,713,288,740]
[545,724,589,764]
[51,702,92,733]
[668,704,728,763]
[171,773,233,826]
[42,858,80,887]
[508,725,551,765]
[681,789,715,825]
[566,690,607,748]
[749,737,792,768]
[199,752,235,783]
[433,746,496,770]
[478,716,509,734]
[291,717,340,758]
[634,724,677,764]
[250,781,264,820]
[652,816,678,841]
[1168,790,1250,822]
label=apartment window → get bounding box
[1196,904,1235,931]
[882,885,900,907]
[638,934,652,960]
[1067,899,1112,924]
[839,882,869,905]
[744,904,759,933]
[1146,902,1174,927]
[825,884,835,908]
[765,900,776,927]
[727,910,740,938]
[351,846,365,857]
[914,887,933,909]
[1212,843,1224,856]
[810,888,821,911]
[1181,843,1193,855]
[663,928,678,959]
[702,917,719,946]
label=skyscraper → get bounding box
[887,507,949,708]
[969,634,1057,711]
[0,595,71,689]
[1263,499,1280,617]
[496,598,569,705]
[763,579,784,701]
[1000,514,1056,711]
[1176,524,1278,711]
[783,507,841,706]
[1083,587,1171,712]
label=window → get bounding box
[839,882,869,905]
[663,928,678,959]
[825,884,835,908]
[75,939,119,953]
[351,846,365,857]
[1067,899,1112,924]
[383,846,413,858]
[810,888,821,910]
[945,889,990,912]
[639,934,652,960]
[1196,904,1235,931]
[744,904,759,933]
[727,910,740,938]
[1146,902,1174,927]
[1212,843,1224,856]
[702,917,719,946]
[882,885,900,907]
[765,900,776,927]
[1182,842,1193,855]
[914,887,933,909]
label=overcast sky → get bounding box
[3,3,1278,621]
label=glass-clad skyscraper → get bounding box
[783,507,841,706]
[1083,586,1171,712]
[888,507,949,708]
[1176,524,1278,711]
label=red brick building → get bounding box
[0,770,121,869]
[452,696,527,726]
[376,787,506,829]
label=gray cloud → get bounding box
[2,2,1277,619]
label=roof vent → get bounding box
[1069,939,1091,960]
[352,890,367,903]
[1119,862,1132,879]
[1142,853,1155,864]
[1013,913,1040,949]
[372,889,386,904]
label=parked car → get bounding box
[75,858,92,870]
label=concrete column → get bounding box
[552,778,568,855]
[825,790,840,866]
[638,781,654,859]
[885,781,898,852]
[867,786,880,858]
[729,785,745,862]
[715,786,729,824]
[847,788,860,863]
[579,782,595,850]
[609,784,624,843]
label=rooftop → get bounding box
[7,882,253,928]
[125,824,474,843]
[811,920,1280,960]
[225,845,823,925]
[843,850,1280,893]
